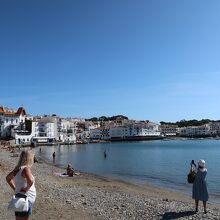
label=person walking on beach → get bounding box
[6,150,37,220]
[192,159,208,213]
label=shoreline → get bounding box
[35,141,220,206]
[38,154,192,200]
[40,153,220,206]
[38,153,193,200]
[1,148,220,219]
[2,135,220,149]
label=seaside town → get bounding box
[1,1,220,219]
[1,105,220,220]
[0,105,220,146]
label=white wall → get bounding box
[0,114,24,138]
[15,134,33,144]
[32,121,56,138]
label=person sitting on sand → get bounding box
[66,164,74,177]
[192,159,209,213]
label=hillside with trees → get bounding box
[85,115,128,122]
[160,119,220,127]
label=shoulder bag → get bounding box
[8,193,29,212]
[187,165,196,184]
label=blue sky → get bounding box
[1,0,220,122]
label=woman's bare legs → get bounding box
[16,216,29,220]
[203,201,207,213]
[195,200,199,212]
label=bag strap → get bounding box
[15,193,27,199]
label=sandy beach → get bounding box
[1,148,220,220]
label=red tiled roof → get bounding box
[16,107,26,115]
[0,106,26,116]
[0,107,4,114]
[4,112,17,116]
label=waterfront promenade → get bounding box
[1,148,220,219]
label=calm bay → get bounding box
[36,139,220,203]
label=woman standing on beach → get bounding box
[192,159,208,213]
[6,150,36,220]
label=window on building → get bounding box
[11,119,13,123]
[6,119,8,123]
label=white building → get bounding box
[90,128,102,139]
[85,121,100,131]
[89,127,110,140]
[160,124,178,136]
[57,118,77,143]
[32,119,56,138]
[0,106,26,138]
[15,132,32,144]
[179,125,210,137]
[15,117,58,144]
[90,124,161,140]
[209,122,220,136]
[109,125,160,139]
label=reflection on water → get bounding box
[36,139,220,203]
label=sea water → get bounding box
[36,139,220,203]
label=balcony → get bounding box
[38,128,46,133]
[39,133,47,137]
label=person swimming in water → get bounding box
[52,152,56,163]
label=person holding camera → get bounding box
[192,159,208,214]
